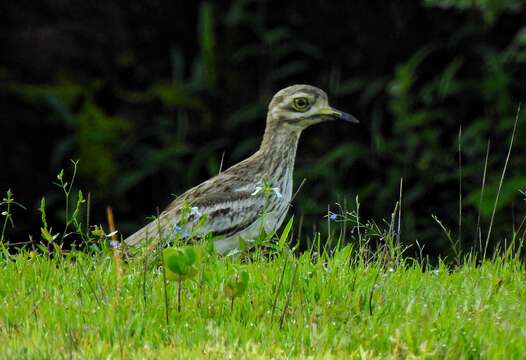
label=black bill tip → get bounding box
[335,110,359,124]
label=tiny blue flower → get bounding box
[109,240,121,248]
[328,211,338,221]
[171,224,189,238]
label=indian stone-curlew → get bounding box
[124,84,358,254]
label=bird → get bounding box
[124,84,359,254]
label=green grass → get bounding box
[1,243,525,359]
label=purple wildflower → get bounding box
[109,240,121,248]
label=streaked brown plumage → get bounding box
[124,84,358,254]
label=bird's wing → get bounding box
[124,190,266,248]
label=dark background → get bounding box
[1,0,525,257]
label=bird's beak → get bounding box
[319,107,359,124]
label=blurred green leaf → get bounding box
[424,0,524,24]
[149,82,205,109]
[4,81,85,107]
[163,246,200,281]
[75,100,129,188]
[224,269,249,299]
[193,1,216,88]
[467,176,526,217]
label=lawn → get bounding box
[1,238,525,359]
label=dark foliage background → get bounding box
[1,0,525,257]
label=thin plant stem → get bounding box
[1,198,11,243]
[61,160,79,243]
[397,178,403,249]
[326,204,332,252]
[76,254,102,307]
[218,151,225,174]
[107,207,122,292]
[178,279,182,313]
[484,104,522,258]
[142,229,150,304]
[157,207,170,325]
[279,260,299,330]
[476,139,490,254]
[86,192,91,235]
[354,196,362,255]
[368,263,381,316]
[290,178,307,203]
[271,249,289,325]
[458,126,462,251]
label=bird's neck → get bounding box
[258,121,302,180]
[261,120,301,154]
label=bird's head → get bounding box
[267,84,358,131]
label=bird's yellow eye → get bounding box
[292,97,310,111]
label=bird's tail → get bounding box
[124,212,174,248]
[124,221,155,247]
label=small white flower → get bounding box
[251,185,282,198]
[251,186,263,196]
[1,211,7,216]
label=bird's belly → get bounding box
[213,196,290,255]
[205,172,293,255]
